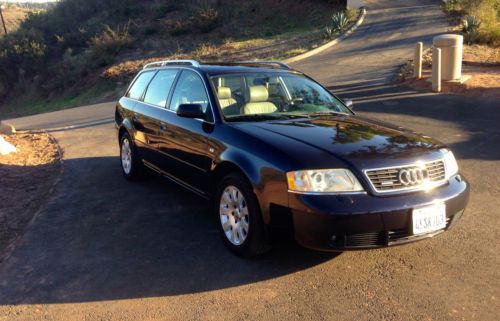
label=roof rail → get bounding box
[143,59,200,69]
[237,60,291,70]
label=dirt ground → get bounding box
[0,133,61,264]
[463,44,500,65]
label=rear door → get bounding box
[157,69,214,194]
[138,69,179,169]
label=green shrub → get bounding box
[166,18,193,36]
[88,23,133,56]
[165,7,222,36]
[447,0,500,46]
[323,10,352,39]
[331,11,350,32]
[195,7,222,33]
[323,26,335,39]
[462,15,481,44]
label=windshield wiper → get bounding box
[226,114,306,122]
[306,111,348,117]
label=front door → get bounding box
[157,70,214,194]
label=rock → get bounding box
[0,135,17,155]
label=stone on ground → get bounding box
[0,135,17,155]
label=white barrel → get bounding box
[433,34,463,81]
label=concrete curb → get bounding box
[21,118,115,134]
[284,7,366,64]
[0,121,15,135]
[1,117,115,134]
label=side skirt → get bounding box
[142,159,210,200]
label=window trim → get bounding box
[125,70,157,100]
[126,67,216,124]
[208,71,354,123]
[168,69,214,123]
[142,69,179,108]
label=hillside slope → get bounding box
[0,0,349,118]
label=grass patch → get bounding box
[0,8,30,37]
[0,81,121,119]
[444,0,500,47]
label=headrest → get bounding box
[248,86,269,102]
[218,86,232,100]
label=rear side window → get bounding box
[169,70,209,112]
[127,71,155,100]
[143,69,178,107]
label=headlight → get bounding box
[286,169,364,193]
[441,149,459,179]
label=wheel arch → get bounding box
[211,161,255,192]
[118,118,133,143]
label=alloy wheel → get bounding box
[219,185,250,245]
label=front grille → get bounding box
[331,217,452,249]
[365,160,446,193]
[345,232,385,247]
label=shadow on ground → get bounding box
[0,158,337,305]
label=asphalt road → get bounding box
[1,0,499,320]
[292,0,448,88]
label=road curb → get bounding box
[0,121,15,135]
[284,7,366,64]
[1,118,115,134]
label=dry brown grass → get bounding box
[0,8,30,36]
[463,44,500,64]
[0,133,61,264]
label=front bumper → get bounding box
[288,174,469,251]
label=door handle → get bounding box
[159,122,167,132]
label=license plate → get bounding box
[412,203,446,235]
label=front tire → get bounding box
[120,132,145,181]
[215,173,270,257]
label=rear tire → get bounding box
[215,173,270,257]
[120,132,145,181]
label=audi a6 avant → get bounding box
[115,59,469,257]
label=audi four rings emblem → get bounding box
[398,168,428,186]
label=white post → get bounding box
[414,42,423,79]
[347,0,364,9]
[432,47,441,92]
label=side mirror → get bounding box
[176,103,206,120]
[343,99,354,109]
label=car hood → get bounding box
[233,115,445,169]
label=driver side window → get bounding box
[169,70,209,113]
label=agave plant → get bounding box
[331,11,350,33]
[323,26,335,39]
[462,15,481,44]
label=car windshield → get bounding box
[209,72,351,121]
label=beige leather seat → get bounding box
[217,87,237,109]
[243,86,277,115]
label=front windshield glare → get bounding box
[210,72,351,120]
